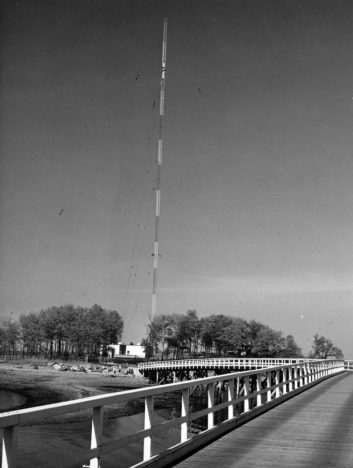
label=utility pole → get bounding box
[152,18,167,321]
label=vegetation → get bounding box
[1,306,344,362]
[310,333,344,359]
[0,304,123,360]
[146,310,303,360]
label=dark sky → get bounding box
[1,0,353,356]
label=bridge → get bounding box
[1,358,352,468]
[137,357,317,383]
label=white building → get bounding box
[108,342,146,359]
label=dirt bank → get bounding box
[0,361,150,423]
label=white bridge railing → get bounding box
[138,357,313,371]
[0,359,345,468]
[344,360,353,370]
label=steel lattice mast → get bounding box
[152,18,167,320]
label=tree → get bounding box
[84,304,124,359]
[100,309,124,356]
[0,318,21,357]
[216,318,250,355]
[199,316,218,353]
[251,326,285,357]
[310,334,344,359]
[18,304,124,360]
[246,320,266,355]
[20,312,44,356]
[147,314,176,358]
[177,310,201,356]
[199,315,235,354]
[140,337,153,359]
[281,334,302,358]
[145,312,305,360]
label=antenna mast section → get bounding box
[152,18,167,321]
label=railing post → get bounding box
[312,363,317,381]
[266,371,272,402]
[207,382,215,429]
[143,396,154,461]
[243,376,250,412]
[90,406,103,468]
[319,362,323,378]
[256,374,262,407]
[299,365,304,386]
[288,366,293,392]
[282,368,287,395]
[2,425,18,468]
[181,388,189,443]
[308,363,312,383]
[275,369,280,398]
[293,365,298,389]
[227,378,235,420]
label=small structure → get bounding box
[108,342,146,359]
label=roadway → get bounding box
[175,371,353,468]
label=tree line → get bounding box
[145,310,344,360]
[0,305,123,360]
[0,306,343,361]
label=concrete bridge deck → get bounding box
[175,372,353,468]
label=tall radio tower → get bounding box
[152,18,167,320]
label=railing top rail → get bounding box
[138,357,319,369]
[0,359,344,428]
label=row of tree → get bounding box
[145,310,303,359]
[0,305,123,360]
[145,310,344,360]
[0,306,343,361]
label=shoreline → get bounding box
[0,361,150,423]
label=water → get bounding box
[0,390,181,468]
[7,412,181,468]
[0,390,27,411]
[0,386,228,468]
[0,388,218,467]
